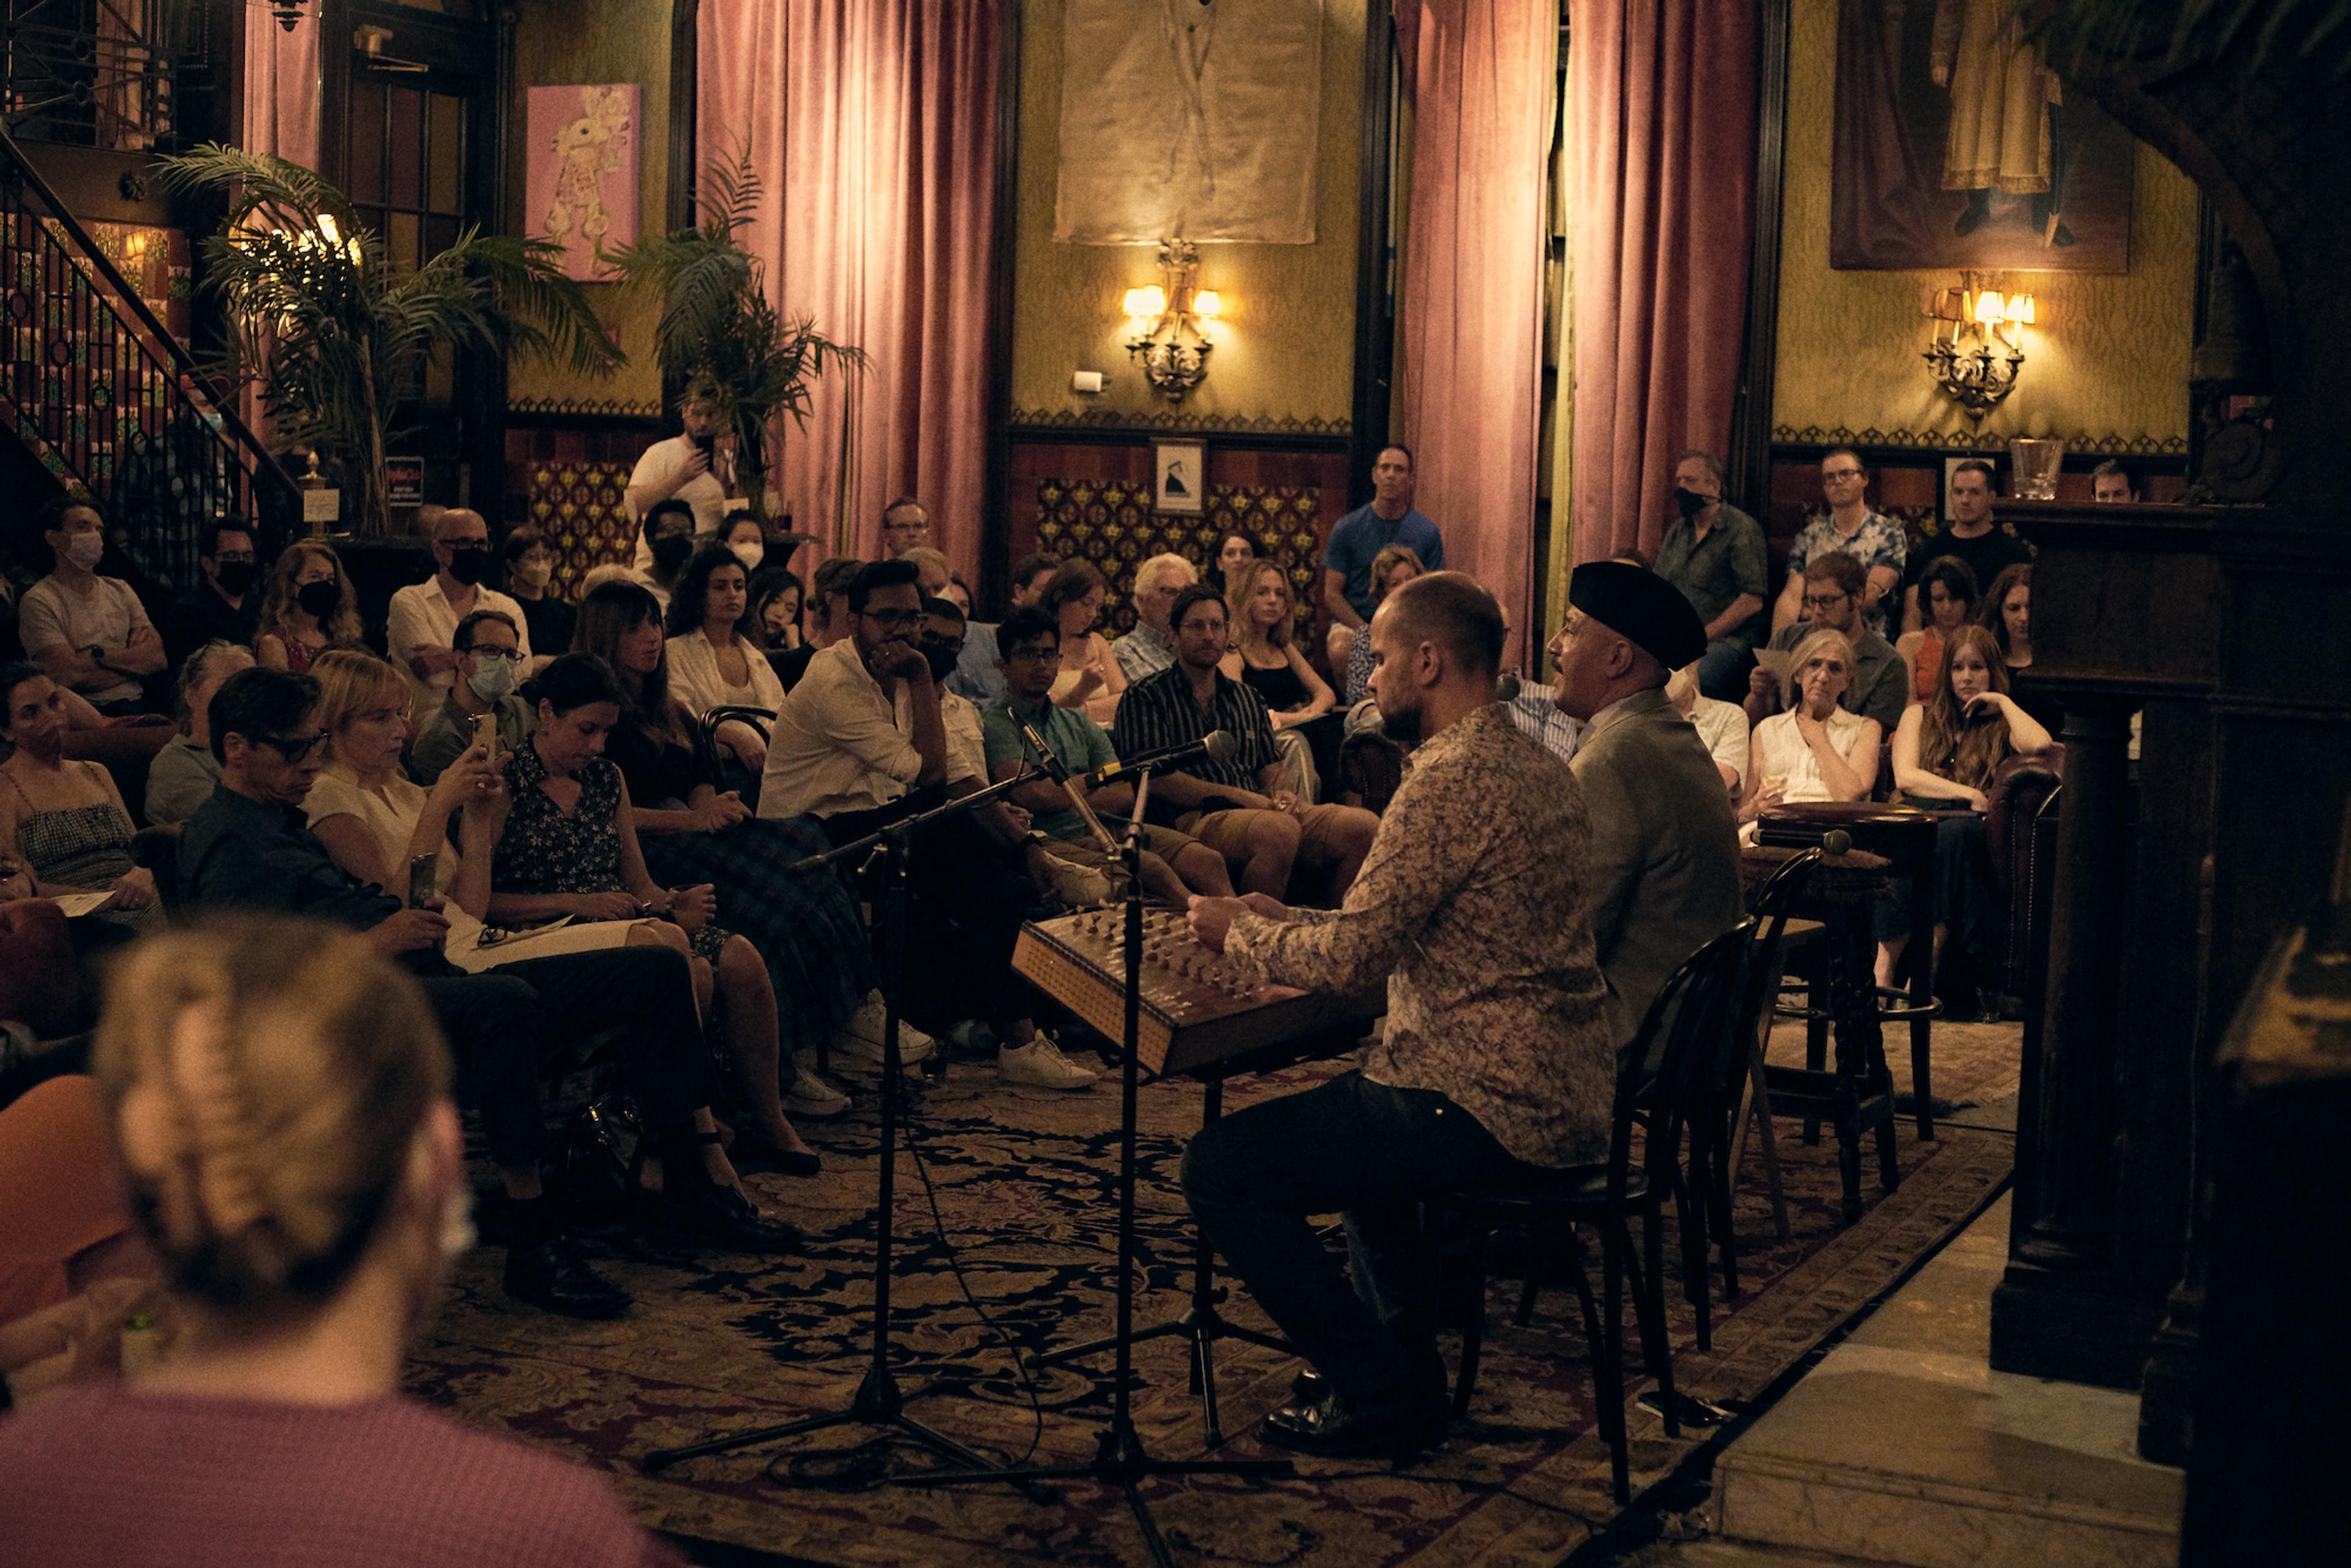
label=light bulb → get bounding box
[1136,285,1166,319]
[1192,289,1221,320]
[1974,290,2007,326]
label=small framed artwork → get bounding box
[1153,439,1206,516]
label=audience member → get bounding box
[1322,444,1444,669]
[943,573,974,617]
[177,667,798,1316]
[0,916,691,1567]
[945,552,1060,708]
[664,545,787,776]
[143,640,255,827]
[2091,459,2139,503]
[575,581,890,1117]
[1340,544,1424,703]
[984,607,1234,906]
[1668,663,1749,795]
[1898,554,1982,704]
[387,509,533,721]
[1902,460,2030,636]
[758,560,1090,1089]
[1210,532,1257,600]
[500,525,576,658]
[410,610,533,786]
[1882,624,2055,993]
[1774,448,1905,637]
[1654,449,1769,700]
[1741,628,1883,825]
[0,665,159,935]
[1979,561,2062,733]
[773,555,863,692]
[624,391,737,568]
[1224,558,1342,799]
[1039,558,1126,724]
[1547,563,1742,1046]
[636,499,699,611]
[749,568,805,653]
[1745,550,1908,735]
[1180,572,1610,1459]
[1112,585,1377,902]
[899,546,954,602]
[18,497,165,716]
[1111,553,1198,683]
[879,497,931,560]
[254,541,361,675]
[718,511,768,572]
[160,520,263,664]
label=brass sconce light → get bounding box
[1923,272,2036,419]
[1123,239,1222,403]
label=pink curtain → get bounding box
[240,1,320,170]
[700,0,999,579]
[1568,0,1757,563]
[1395,1,1556,667]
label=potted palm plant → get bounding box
[601,148,866,525]
[159,144,624,536]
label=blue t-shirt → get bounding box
[1323,504,1444,618]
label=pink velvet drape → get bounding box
[699,0,999,579]
[1395,0,1555,666]
[1568,0,1757,563]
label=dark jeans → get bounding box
[1180,1070,1518,1408]
[419,944,714,1169]
[819,795,1031,1033]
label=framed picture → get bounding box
[1153,439,1206,516]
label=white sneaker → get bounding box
[783,1056,851,1120]
[998,1034,1099,1090]
[836,992,936,1065]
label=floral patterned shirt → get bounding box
[1785,509,1908,637]
[1224,703,1615,1168]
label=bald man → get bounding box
[385,508,533,719]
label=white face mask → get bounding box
[733,542,765,572]
[516,558,554,590]
[61,533,105,571]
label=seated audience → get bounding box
[749,568,805,653]
[1900,459,2031,635]
[900,546,954,602]
[1112,585,1378,903]
[1548,562,1743,1046]
[1111,553,1198,684]
[1881,624,2054,992]
[500,525,576,658]
[637,499,699,611]
[577,580,894,1116]
[410,610,533,786]
[1040,559,1126,725]
[144,641,257,828]
[18,497,165,716]
[664,545,787,776]
[984,607,1236,907]
[1224,558,1343,799]
[1897,554,1982,705]
[254,541,361,675]
[0,665,159,935]
[773,555,862,692]
[1745,550,1907,735]
[948,551,1060,708]
[719,511,768,572]
[1979,561,2062,734]
[1341,544,1424,704]
[879,495,931,560]
[2091,459,2139,503]
[1210,532,1256,601]
[177,667,798,1317]
[943,572,974,617]
[1668,662,1749,795]
[758,561,1092,1089]
[159,520,262,665]
[1741,628,1884,825]
[387,508,533,721]
[1654,449,1769,699]
[0,917,691,1565]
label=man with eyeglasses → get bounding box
[1772,448,1906,639]
[879,497,932,560]
[387,508,533,722]
[1745,550,1907,734]
[161,520,262,664]
[410,609,533,785]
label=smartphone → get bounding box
[473,711,500,761]
[407,853,438,909]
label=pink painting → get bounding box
[526,84,639,280]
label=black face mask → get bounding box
[296,580,340,620]
[1674,486,1711,520]
[447,546,492,586]
[920,640,962,682]
[651,535,693,576]
[212,560,255,596]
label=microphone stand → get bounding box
[913,767,1293,1568]
[643,768,1046,1491]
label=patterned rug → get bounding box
[408,1020,2017,1567]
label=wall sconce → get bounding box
[1122,239,1222,403]
[1922,272,2036,419]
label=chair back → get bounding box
[1736,847,1824,1080]
[1609,918,1758,1202]
[130,823,183,917]
[696,705,775,805]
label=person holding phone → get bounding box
[410,610,534,786]
[623,393,737,576]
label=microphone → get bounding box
[1494,672,1522,703]
[1018,720,1071,784]
[1087,729,1239,787]
[1023,718,1121,854]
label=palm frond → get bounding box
[158,143,358,236]
[697,141,766,236]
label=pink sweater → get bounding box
[0,1387,682,1567]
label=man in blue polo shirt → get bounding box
[1322,445,1444,669]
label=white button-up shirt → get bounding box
[385,578,531,715]
[757,638,924,819]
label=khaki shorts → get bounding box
[1045,822,1204,873]
[1185,803,1371,873]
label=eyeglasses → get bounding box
[257,731,327,762]
[1822,468,1865,482]
[465,647,521,662]
[1801,593,1850,611]
[1004,644,1062,662]
[860,609,924,631]
[214,553,257,566]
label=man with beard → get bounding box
[1181,572,1613,1458]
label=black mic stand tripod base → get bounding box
[912,786,1292,1568]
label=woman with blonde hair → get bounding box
[1221,557,1341,797]
[253,542,360,674]
[1740,626,1881,825]
[0,917,686,1564]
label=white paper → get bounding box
[49,892,114,917]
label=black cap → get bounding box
[1567,560,1708,670]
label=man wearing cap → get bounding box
[1550,560,1745,1047]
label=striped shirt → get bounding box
[1109,664,1279,792]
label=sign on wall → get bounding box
[525,84,640,280]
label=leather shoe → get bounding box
[504,1234,632,1319]
[1259,1392,1433,1461]
[658,1185,804,1255]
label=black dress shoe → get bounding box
[658,1185,804,1254]
[1259,1392,1433,1461]
[504,1234,632,1319]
